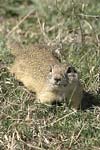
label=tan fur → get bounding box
[7,40,83,109]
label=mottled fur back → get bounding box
[8,41,60,93]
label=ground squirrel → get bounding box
[6,40,83,109]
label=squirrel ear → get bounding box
[66,65,77,73]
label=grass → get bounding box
[0,0,100,149]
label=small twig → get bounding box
[78,14,100,19]
[55,0,64,16]
[37,14,50,44]
[46,23,63,33]
[40,111,76,129]
[51,111,76,126]
[76,16,85,46]
[20,139,45,150]
[75,123,86,141]
[6,9,34,39]
[69,123,86,148]
[69,132,75,148]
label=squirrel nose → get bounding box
[54,78,61,83]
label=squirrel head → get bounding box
[47,64,79,89]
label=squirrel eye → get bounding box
[67,66,77,73]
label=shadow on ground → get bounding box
[81,91,100,110]
[52,91,100,111]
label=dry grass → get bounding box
[0,0,100,149]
